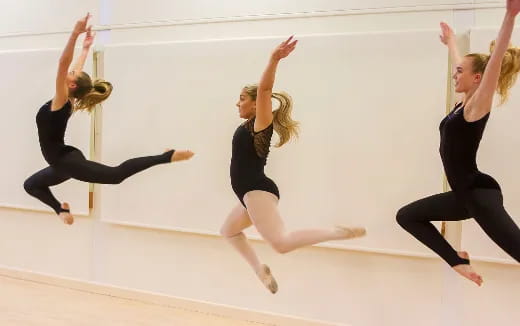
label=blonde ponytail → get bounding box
[271,91,299,147]
[243,84,299,147]
[466,40,520,104]
[492,40,520,104]
[71,72,113,112]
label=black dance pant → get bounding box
[397,188,520,266]
[24,149,173,214]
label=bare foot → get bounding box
[452,251,483,286]
[166,149,194,162]
[256,264,278,294]
[58,203,74,225]
[335,226,367,239]
[458,251,470,260]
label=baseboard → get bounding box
[0,265,347,326]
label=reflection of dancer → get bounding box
[24,14,193,225]
[220,37,366,293]
[397,3,520,286]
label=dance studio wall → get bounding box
[100,31,447,257]
[0,1,518,326]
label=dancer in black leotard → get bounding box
[230,114,279,207]
[397,1,520,286]
[220,36,366,294]
[24,14,194,225]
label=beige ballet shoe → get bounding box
[335,226,367,239]
[256,264,278,294]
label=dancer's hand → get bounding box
[82,26,95,49]
[270,36,298,62]
[439,22,455,46]
[74,13,92,35]
[507,0,520,17]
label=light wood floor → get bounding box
[0,275,265,326]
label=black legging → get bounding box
[397,188,520,266]
[24,149,174,214]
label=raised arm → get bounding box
[468,0,520,119]
[52,13,91,111]
[72,26,95,73]
[254,36,298,132]
[439,22,463,71]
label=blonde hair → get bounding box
[466,40,520,104]
[71,72,113,112]
[243,84,299,147]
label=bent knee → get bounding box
[269,239,291,254]
[220,226,233,238]
[23,179,35,194]
[220,225,242,238]
[396,206,412,227]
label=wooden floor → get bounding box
[0,275,264,326]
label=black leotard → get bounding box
[36,100,76,165]
[439,102,500,196]
[230,118,279,207]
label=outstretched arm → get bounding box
[52,13,91,111]
[468,0,520,119]
[73,26,95,73]
[254,36,298,132]
[439,22,463,72]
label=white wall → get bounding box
[0,1,518,326]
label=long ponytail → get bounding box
[271,91,299,147]
[71,71,113,112]
[466,40,520,104]
[243,84,299,147]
